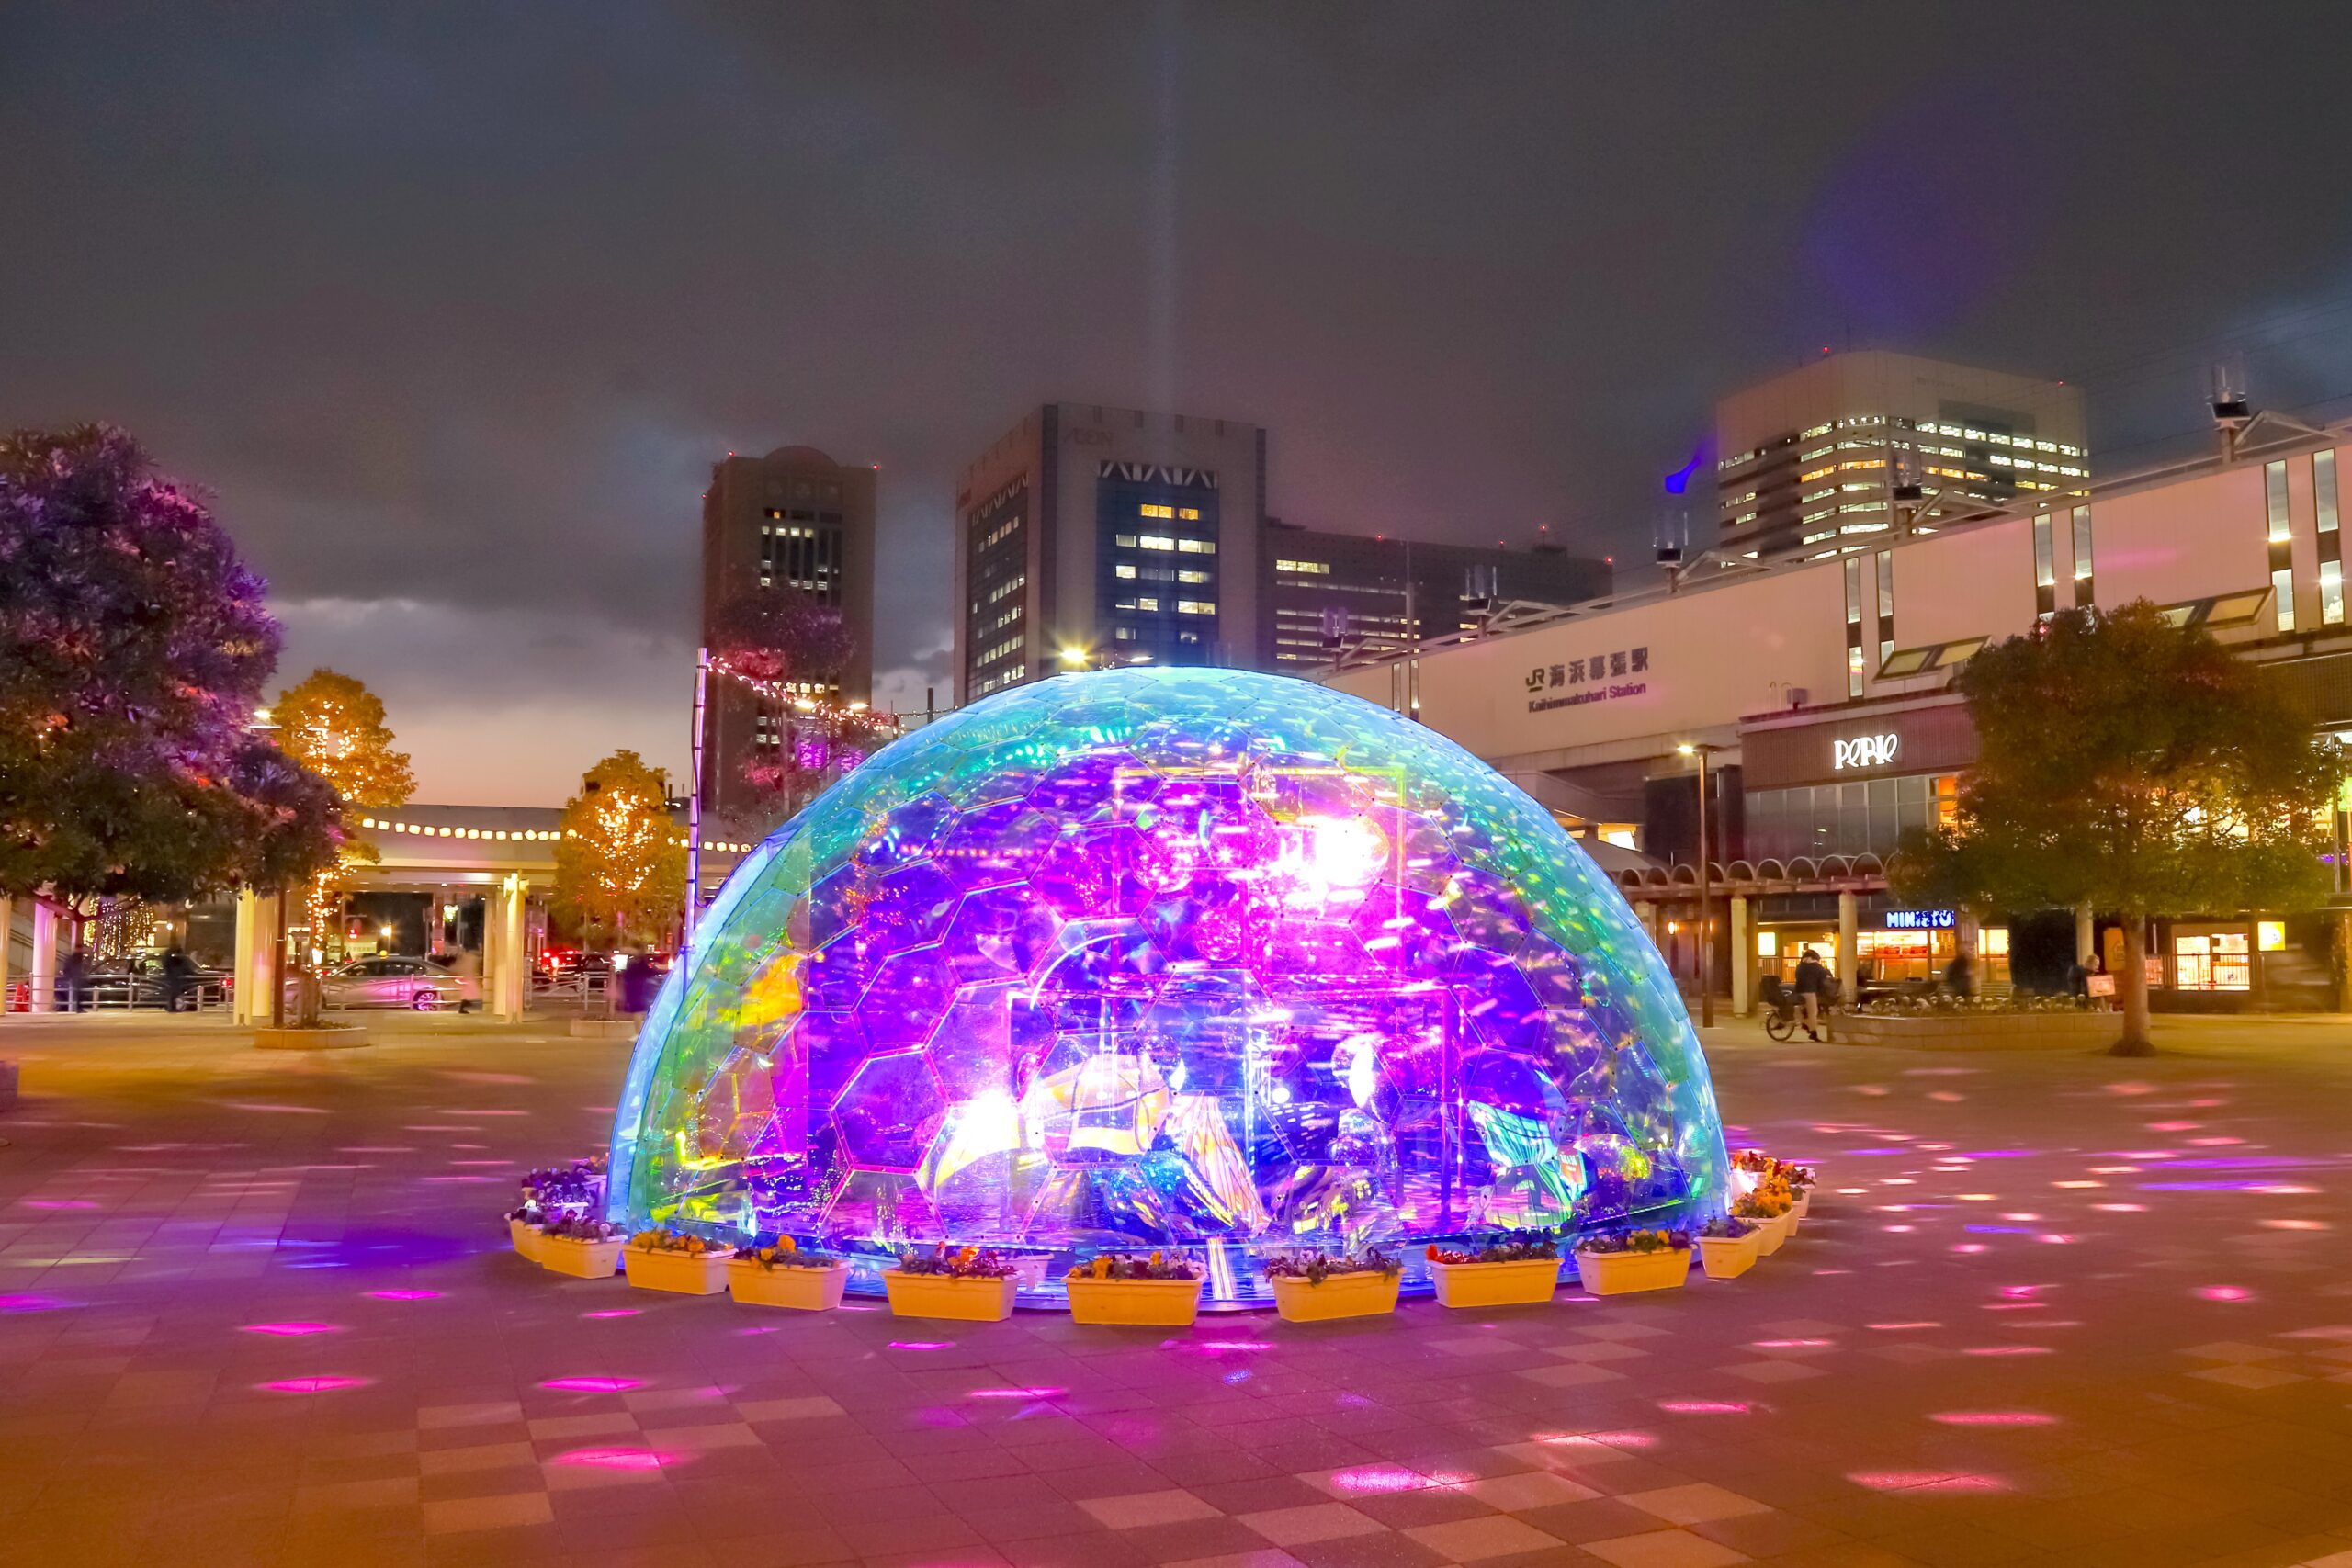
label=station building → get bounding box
[1327,408,2352,1014]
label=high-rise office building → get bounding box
[700,445,876,821]
[1715,351,2088,562]
[954,404,1266,704]
[1259,522,1611,671]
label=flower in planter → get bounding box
[1732,1188,1792,1222]
[1424,1229,1559,1265]
[1699,1215,1756,1239]
[544,1216,624,1243]
[1263,1247,1399,1284]
[1732,1148,1815,1191]
[895,1244,1016,1279]
[1577,1227,1690,1255]
[744,1236,838,1270]
[506,1201,545,1227]
[629,1229,729,1256]
[1067,1250,1202,1281]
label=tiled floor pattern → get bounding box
[3,1012,2352,1566]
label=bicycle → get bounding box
[1758,976,1832,1043]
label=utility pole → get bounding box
[1679,741,1717,1028]
[684,646,709,953]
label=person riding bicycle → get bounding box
[1792,947,1830,1041]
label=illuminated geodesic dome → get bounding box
[608,667,1725,1257]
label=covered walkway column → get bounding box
[1835,889,1858,1008]
[486,875,528,1020]
[0,895,12,1016]
[2075,905,2096,966]
[1730,895,1753,1017]
[232,890,280,1024]
[28,900,59,1013]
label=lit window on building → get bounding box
[2071,504,2094,607]
[2031,513,2055,619]
[1177,600,1215,615]
[1139,503,1174,519]
[2267,459,2296,632]
[2318,450,2343,626]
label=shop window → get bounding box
[1932,774,1960,830]
[1979,925,2012,987]
[2174,931,2250,991]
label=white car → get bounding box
[302,957,467,1011]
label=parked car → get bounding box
[298,956,465,1011]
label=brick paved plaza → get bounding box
[3,1013,2351,1568]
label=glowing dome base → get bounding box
[607,668,1726,1287]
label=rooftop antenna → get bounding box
[1319,604,1351,659]
[2211,361,2250,464]
[1462,564,1498,628]
[1654,504,1687,591]
[1890,448,1925,536]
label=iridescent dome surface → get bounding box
[608,668,1725,1257]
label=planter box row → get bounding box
[507,1215,1811,1319]
[1836,1010,2125,1050]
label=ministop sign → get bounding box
[1884,908,1956,931]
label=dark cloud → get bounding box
[8,4,2352,797]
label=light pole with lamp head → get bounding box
[1676,741,1721,1028]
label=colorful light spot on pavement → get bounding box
[1659,1400,1751,1414]
[582,1309,639,1319]
[967,1387,1065,1399]
[257,1376,371,1393]
[552,1447,680,1471]
[888,1341,954,1350]
[1931,1412,2056,1426]
[540,1377,644,1392]
[1849,1471,2007,1492]
[240,1322,341,1337]
[2195,1286,2253,1303]
[365,1290,443,1301]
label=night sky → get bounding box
[10,5,2352,803]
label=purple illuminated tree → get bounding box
[0,424,341,906]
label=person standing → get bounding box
[58,948,89,1014]
[451,945,482,1014]
[159,946,194,1013]
[1944,949,1976,1001]
[1792,946,1829,1042]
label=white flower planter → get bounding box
[1696,1231,1759,1280]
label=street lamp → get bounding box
[1677,741,1722,1029]
[1057,645,1093,670]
